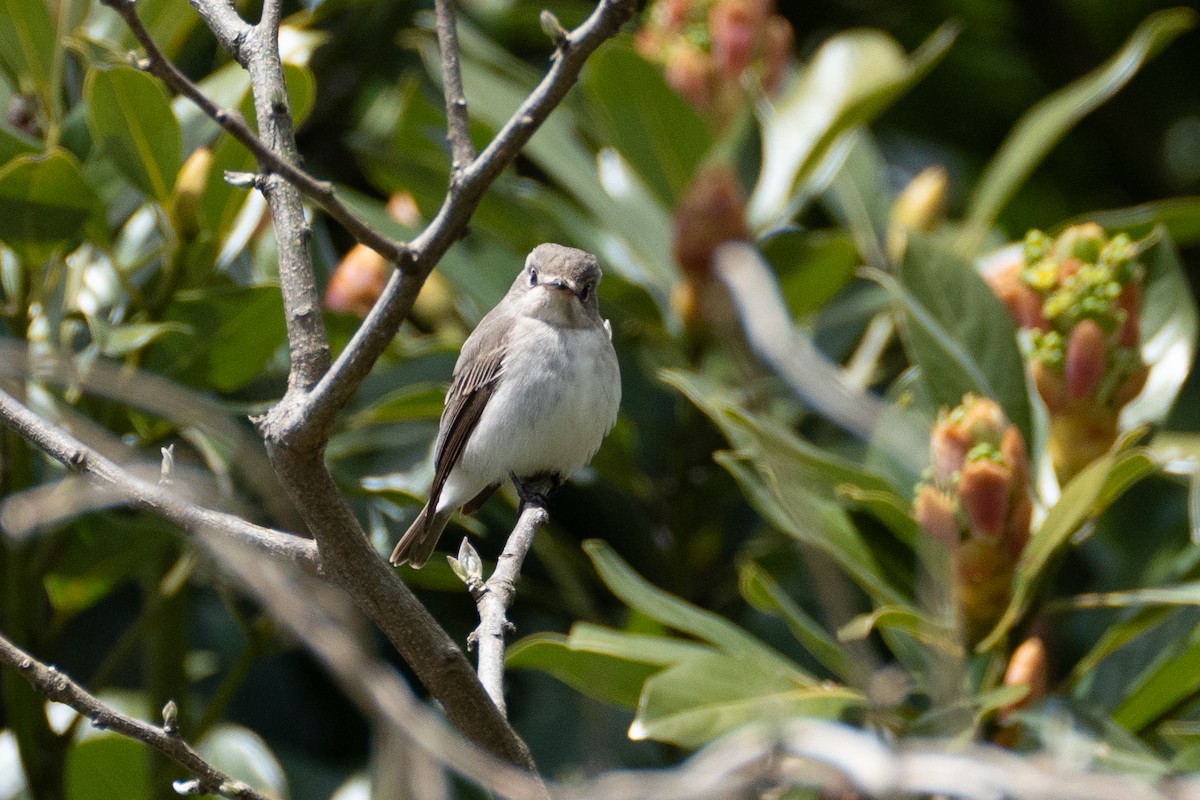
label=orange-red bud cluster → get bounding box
[636,0,793,124]
[913,395,1032,640]
[987,224,1148,481]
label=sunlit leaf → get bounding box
[629,652,862,747]
[889,231,1034,448]
[1063,198,1200,247]
[959,8,1197,253]
[838,605,960,655]
[197,724,288,799]
[86,65,182,202]
[506,633,657,708]
[1120,228,1199,430]
[567,623,714,666]
[747,24,956,229]
[583,42,712,206]
[583,540,811,678]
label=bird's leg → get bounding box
[510,472,559,509]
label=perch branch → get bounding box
[435,0,476,172]
[470,492,550,715]
[0,633,270,800]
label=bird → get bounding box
[389,243,621,568]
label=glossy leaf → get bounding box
[1112,633,1200,732]
[1063,198,1200,247]
[197,724,288,799]
[977,448,1158,652]
[86,65,182,202]
[0,149,102,264]
[583,42,712,206]
[838,605,960,655]
[1120,228,1199,430]
[65,735,150,800]
[629,652,862,747]
[567,622,714,666]
[960,8,1197,252]
[747,24,956,229]
[0,0,56,99]
[893,231,1033,448]
[583,540,811,677]
[151,286,287,392]
[506,633,658,709]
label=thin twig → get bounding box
[0,386,320,572]
[100,0,410,266]
[0,633,270,800]
[472,496,551,715]
[435,0,476,172]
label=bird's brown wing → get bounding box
[419,315,510,535]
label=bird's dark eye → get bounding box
[528,267,538,286]
[579,283,591,301]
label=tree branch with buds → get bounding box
[0,633,271,800]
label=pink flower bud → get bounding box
[930,420,972,484]
[1065,319,1107,403]
[672,165,749,276]
[1032,360,1067,414]
[709,0,770,79]
[325,244,387,317]
[664,43,716,110]
[958,459,1011,539]
[914,484,961,549]
[1116,282,1141,349]
[761,15,794,94]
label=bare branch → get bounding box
[471,494,550,715]
[0,387,319,572]
[101,0,410,267]
[0,633,271,800]
[186,0,252,62]
[435,0,476,171]
[283,0,637,441]
[204,533,552,800]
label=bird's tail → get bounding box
[389,505,452,568]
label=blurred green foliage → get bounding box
[1,0,1200,798]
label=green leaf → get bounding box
[1121,228,1199,430]
[343,383,447,427]
[583,42,712,206]
[150,286,287,392]
[716,452,908,607]
[1057,582,1200,611]
[1112,632,1200,732]
[747,24,956,229]
[1062,198,1200,248]
[567,622,714,666]
[959,8,1197,253]
[506,633,659,708]
[976,448,1158,652]
[66,736,151,800]
[630,651,862,747]
[0,149,102,264]
[0,0,56,99]
[761,229,860,318]
[738,562,859,683]
[196,724,288,798]
[891,231,1033,448]
[838,605,960,655]
[582,540,812,679]
[85,65,182,202]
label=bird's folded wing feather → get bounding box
[421,314,510,532]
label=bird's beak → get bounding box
[544,277,574,294]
